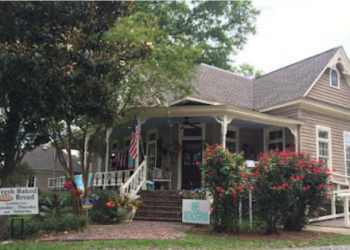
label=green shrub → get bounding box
[200,144,249,233]
[252,149,331,234]
[89,191,119,224]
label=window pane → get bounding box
[269,131,276,140]
[269,130,282,140]
[347,161,350,176]
[148,143,156,157]
[318,130,328,139]
[226,130,236,139]
[331,70,338,87]
[276,130,283,139]
[345,135,350,144]
[226,141,236,153]
[319,142,328,156]
[183,127,202,137]
[148,133,156,141]
[347,146,350,160]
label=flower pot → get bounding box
[120,208,136,223]
[117,207,129,217]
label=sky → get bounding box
[234,0,350,74]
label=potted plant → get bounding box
[115,193,141,222]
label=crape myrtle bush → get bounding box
[252,149,332,234]
[199,144,252,232]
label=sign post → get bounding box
[182,199,210,224]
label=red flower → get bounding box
[195,161,200,166]
[298,160,303,165]
[249,186,253,190]
[229,171,233,174]
[296,177,300,181]
[290,177,294,180]
[273,186,276,190]
[295,167,299,171]
[234,182,238,186]
[280,160,284,164]
[308,165,312,168]
[105,202,115,208]
[278,186,282,190]
[307,185,310,189]
[263,167,268,170]
[221,189,225,193]
[291,184,294,187]
[209,171,213,175]
[303,187,307,191]
[300,176,304,180]
[333,168,336,171]
[219,193,223,197]
[53,194,57,203]
[63,182,73,190]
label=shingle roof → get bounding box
[21,146,81,172]
[253,47,340,109]
[182,47,340,110]
[191,64,254,109]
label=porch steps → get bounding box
[135,190,183,222]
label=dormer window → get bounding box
[330,69,339,88]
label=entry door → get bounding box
[182,140,202,190]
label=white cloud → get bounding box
[234,0,350,74]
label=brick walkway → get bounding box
[40,221,192,242]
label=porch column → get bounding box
[288,126,299,152]
[136,117,147,168]
[214,115,233,148]
[103,127,113,190]
[84,134,90,171]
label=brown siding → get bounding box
[36,170,65,193]
[307,69,350,109]
[300,109,350,178]
[265,107,299,119]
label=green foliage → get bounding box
[200,144,250,232]
[252,149,331,234]
[230,63,264,78]
[135,1,260,70]
[4,214,86,239]
[14,162,36,186]
[89,191,119,224]
[39,195,72,220]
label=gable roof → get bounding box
[189,64,254,109]
[253,47,340,109]
[22,146,81,172]
[173,47,341,110]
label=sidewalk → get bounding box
[40,221,192,242]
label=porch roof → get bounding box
[139,104,303,128]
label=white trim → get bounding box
[167,96,224,107]
[26,175,36,188]
[344,131,350,177]
[146,129,158,170]
[330,68,340,89]
[177,124,206,190]
[316,125,332,168]
[264,127,285,152]
[226,125,239,153]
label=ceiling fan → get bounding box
[179,117,201,129]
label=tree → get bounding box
[135,1,260,70]
[230,63,264,78]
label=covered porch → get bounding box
[48,104,303,193]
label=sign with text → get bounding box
[182,199,210,224]
[0,187,38,215]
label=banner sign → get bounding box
[0,187,38,215]
[82,198,93,210]
[182,199,210,224]
[74,173,92,192]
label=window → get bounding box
[226,127,239,153]
[265,127,285,152]
[330,69,339,88]
[183,127,202,137]
[344,132,350,176]
[27,175,36,187]
[146,130,157,170]
[317,125,331,167]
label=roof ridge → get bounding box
[254,46,340,80]
[200,63,253,81]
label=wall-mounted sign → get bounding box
[0,187,38,215]
[82,198,93,210]
[182,199,210,224]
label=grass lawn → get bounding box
[2,228,350,250]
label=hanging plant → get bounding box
[167,141,182,163]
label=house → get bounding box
[22,145,81,193]
[49,46,350,194]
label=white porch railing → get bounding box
[309,172,350,227]
[48,176,67,189]
[120,157,147,196]
[93,170,134,188]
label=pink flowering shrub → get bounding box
[252,149,332,234]
[200,144,250,232]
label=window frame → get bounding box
[146,129,158,169]
[330,68,340,89]
[264,127,285,152]
[316,125,332,168]
[344,131,350,176]
[226,126,239,153]
[26,175,36,188]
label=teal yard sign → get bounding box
[182,199,210,224]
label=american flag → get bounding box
[129,117,140,160]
